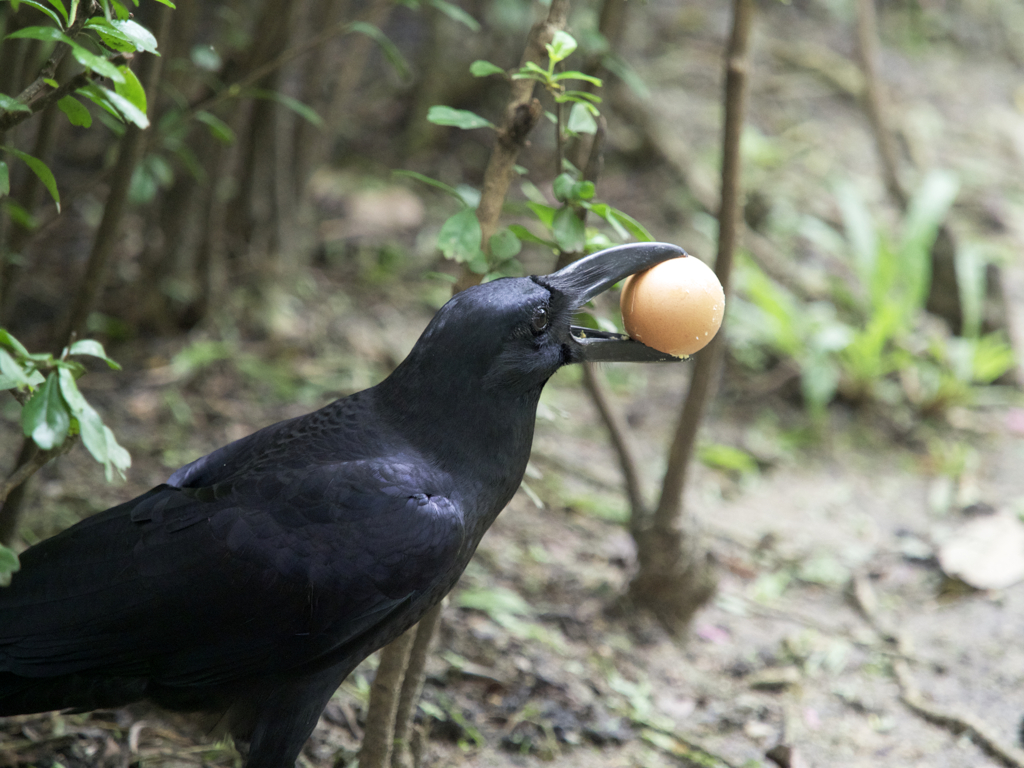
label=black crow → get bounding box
[0,242,686,767]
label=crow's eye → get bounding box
[531,307,550,333]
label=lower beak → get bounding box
[541,242,690,363]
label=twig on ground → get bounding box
[849,573,1024,768]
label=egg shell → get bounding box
[619,255,725,357]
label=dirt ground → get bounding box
[5,1,1024,767]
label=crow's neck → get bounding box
[375,368,542,501]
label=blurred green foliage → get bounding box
[729,170,1014,421]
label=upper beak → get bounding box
[540,242,690,363]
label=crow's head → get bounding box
[393,243,686,398]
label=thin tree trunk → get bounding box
[628,0,755,634]
[60,5,170,343]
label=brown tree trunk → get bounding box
[628,0,756,634]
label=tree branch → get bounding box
[0,435,76,544]
[60,5,171,344]
[0,2,102,132]
[854,0,907,208]
[455,0,570,291]
[653,0,753,533]
[581,362,647,532]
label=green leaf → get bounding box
[457,585,533,618]
[347,21,410,81]
[57,95,92,127]
[902,169,959,257]
[56,366,88,412]
[587,203,653,243]
[152,0,176,7]
[85,18,137,52]
[111,19,159,54]
[0,94,31,114]
[2,147,59,212]
[526,202,556,229]
[8,1,63,27]
[454,184,480,208]
[510,66,546,84]
[470,60,505,78]
[0,348,33,389]
[77,83,147,128]
[546,30,577,64]
[574,180,595,201]
[0,544,20,588]
[392,169,463,200]
[698,443,759,475]
[567,102,598,134]
[6,25,73,44]
[0,329,29,357]
[68,44,125,83]
[552,205,585,253]
[970,333,1015,384]
[0,340,47,388]
[488,228,521,261]
[110,1,130,21]
[899,169,959,311]
[0,162,8,196]
[437,207,483,263]
[552,172,576,203]
[605,206,653,242]
[586,203,622,237]
[426,105,494,131]
[3,199,36,229]
[552,72,603,88]
[22,372,71,450]
[114,65,147,117]
[195,110,235,144]
[834,181,878,297]
[427,0,480,31]
[68,338,121,369]
[58,368,130,482]
[955,242,987,340]
[97,424,131,482]
[800,353,841,416]
[552,176,594,205]
[248,89,324,128]
[47,0,69,26]
[508,224,556,249]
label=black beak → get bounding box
[540,242,690,363]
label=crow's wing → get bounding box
[0,457,464,696]
[167,392,381,489]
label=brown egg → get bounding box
[620,255,725,357]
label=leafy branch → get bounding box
[0,329,130,484]
[407,29,648,283]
